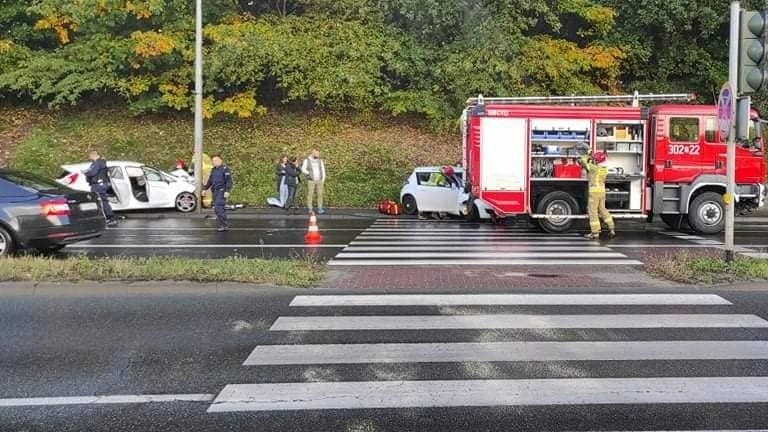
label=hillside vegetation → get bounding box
[4,106,455,207]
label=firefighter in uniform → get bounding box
[202,154,233,232]
[578,151,615,240]
[85,150,117,226]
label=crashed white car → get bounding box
[399,166,491,220]
[57,161,198,212]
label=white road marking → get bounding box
[334,252,630,259]
[109,227,364,232]
[329,259,643,266]
[270,314,768,331]
[68,244,347,249]
[289,294,732,307]
[207,377,768,412]
[742,252,768,259]
[244,341,768,365]
[349,240,589,246]
[343,246,613,252]
[0,394,215,407]
[356,235,579,240]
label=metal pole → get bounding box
[726,1,740,262]
[193,0,204,214]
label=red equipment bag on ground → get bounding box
[378,199,392,214]
[387,201,402,216]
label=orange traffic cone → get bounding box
[305,212,321,243]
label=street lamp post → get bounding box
[193,0,204,214]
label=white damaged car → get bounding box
[399,166,491,220]
[57,161,198,212]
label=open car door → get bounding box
[142,167,172,207]
[107,166,131,208]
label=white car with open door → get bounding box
[399,166,491,220]
[57,162,198,212]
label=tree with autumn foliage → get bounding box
[0,0,756,126]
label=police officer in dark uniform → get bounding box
[85,150,117,226]
[203,154,233,232]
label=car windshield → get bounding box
[0,171,67,194]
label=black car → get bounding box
[0,169,106,256]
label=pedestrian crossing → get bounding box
[208,293,768,415]
[329,218,642,266]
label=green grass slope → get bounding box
[4,107,457,207]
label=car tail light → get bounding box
[63,172,79,185]
[41,199,71,217]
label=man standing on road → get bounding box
[301,149,327,214]
[85,151,117,227]
[202,154,233,232]
[577,151,615,240]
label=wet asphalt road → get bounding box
[4,214,768,431]
[1,284,768,431]
[60,214,768,260]
[63,216,372,260]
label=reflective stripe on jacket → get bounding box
[578,155,607,194]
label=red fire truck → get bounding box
[461,93,767,234]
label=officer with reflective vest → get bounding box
[202,154,233,232]
[85,150,117,226]
[577,151,615,240]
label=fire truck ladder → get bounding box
[467,91,696,107]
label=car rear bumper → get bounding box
[20,218,106,249]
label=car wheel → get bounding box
[402,194,418,215]
[660,214,688,230]
[0,226,15,257]
[175,192,197,213]
[465,199,480,222]
[688,192,725,234]
[536,191,580,234]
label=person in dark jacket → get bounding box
[85,151,117,226]
[283,157,300,214]
[202,154,233,231]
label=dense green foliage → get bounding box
[6,106,456,206]
[5,0,746,126]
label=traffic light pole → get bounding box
[193,0,204,214]
[725,1,740,262]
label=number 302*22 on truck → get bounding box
[461,93,767,234]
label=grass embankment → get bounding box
[646,251,768,284]
[3,105,456,207]
[0,256,323,287]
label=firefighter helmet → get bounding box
[592,151,607,164]
[441,166,455,177]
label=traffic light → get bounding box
[739,10,768,94]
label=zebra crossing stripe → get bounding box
[270,314,768,331]
[354,235,579,240]
[331,218,641,266]
[349,240,589,246]
[207,377,768,412]
[243,340,768,365]
[334,252,629,259]
[328,259,643,266]
[343,246,613,252]
[288,294,732,307]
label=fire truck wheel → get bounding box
[687,191,726,234]
[402,194,418,215]
[536,191,579,234]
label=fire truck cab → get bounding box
[461,93,767,234]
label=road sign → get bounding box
[718,82,736,141]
